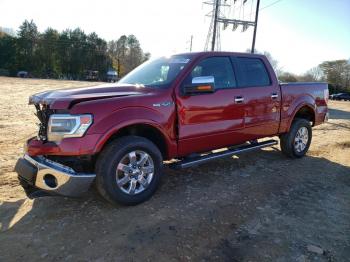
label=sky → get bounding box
[0,0,349,74]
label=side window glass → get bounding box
[236,58,271,87]
[187,57,236,89]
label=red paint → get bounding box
[25,52,328,160]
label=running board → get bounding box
[170,139,278,169]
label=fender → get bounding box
[90,107,178,158]
[279,94,316,133]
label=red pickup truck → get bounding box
[15,52,329,205]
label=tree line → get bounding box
[0,20,150,80]
[270,55,350,94]
[248,49,349,94]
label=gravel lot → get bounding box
[0,77,349,261]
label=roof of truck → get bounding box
[174,51,266,58]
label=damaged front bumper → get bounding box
[15,154,96,198]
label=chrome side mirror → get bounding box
[183,76,215,95]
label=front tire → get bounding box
[96,136,163,205]
[280,118,312,158]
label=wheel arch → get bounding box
[95,122,171,160]
[288,104,316,130]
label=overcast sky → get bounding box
[0,0,349,74]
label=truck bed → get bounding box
[279,82,328,133]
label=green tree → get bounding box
[87,32,111,74]
[0,20,149,80]
[319,60,350,91]
[0,34,17,75]
[36,28,60,77]
[16,20,39,73]
[108,35,149,77]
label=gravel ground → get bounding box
[0,77,349,261]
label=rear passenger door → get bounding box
[232,56,281,137]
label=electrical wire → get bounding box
[246,0,285,18]
[260,0,284,11]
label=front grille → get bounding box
[34,104,54,141]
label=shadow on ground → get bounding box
[1,149,349,261]
[329,107,350,120]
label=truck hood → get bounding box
[29,83,151,109]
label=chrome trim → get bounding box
[192,76,215,85]
[172,140,278,169]
[234,97,244,103]
[23,154,95,196]
[271,93,278,99]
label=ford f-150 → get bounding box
[15,51,329,205]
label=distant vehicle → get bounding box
[17,71,29,78]
[85,70,99,81]
[333,93,350,101]
[106,70,118,82]
[330,93,344,100]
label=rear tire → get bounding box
[280,118,312,158]
[96,136,163,205]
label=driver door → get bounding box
[176,56,247,156]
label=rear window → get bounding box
[236,57,271,87]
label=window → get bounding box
[187,57,236,89]
[118,55,190,88]
[236,57,271,87]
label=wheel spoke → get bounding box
[138,153,149,166]
[138,176,149,188]
[298,143,303,152]
[142,165,154,174]
[117,175,130,187]
[117,163,131,173]
[128,179,137,195]
[128,151,137,164]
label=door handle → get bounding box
[271,93,278,99]
[234,96,244,103]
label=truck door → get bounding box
[176,56,248,156]
[232,56,281,138]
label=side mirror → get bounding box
[183,76,215,95]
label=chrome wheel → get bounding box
[294,127,309,153]
[116,150,154,195]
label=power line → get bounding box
[260,0,284,11]
[247,0,284,16]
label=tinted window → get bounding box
[188,57,236,89]
[236,58,271,87]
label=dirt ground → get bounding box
[0,76,349,261]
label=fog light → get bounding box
[43,174,58,189]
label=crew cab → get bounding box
[15,52,329,205]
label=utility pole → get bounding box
[251,0,260,53]
[204,0,256,52]
[190,35,193,52]
[211,0,220,51]
[117,58,121,78]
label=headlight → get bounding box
[48,114,93,142]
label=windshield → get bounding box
[118,55,191,88]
